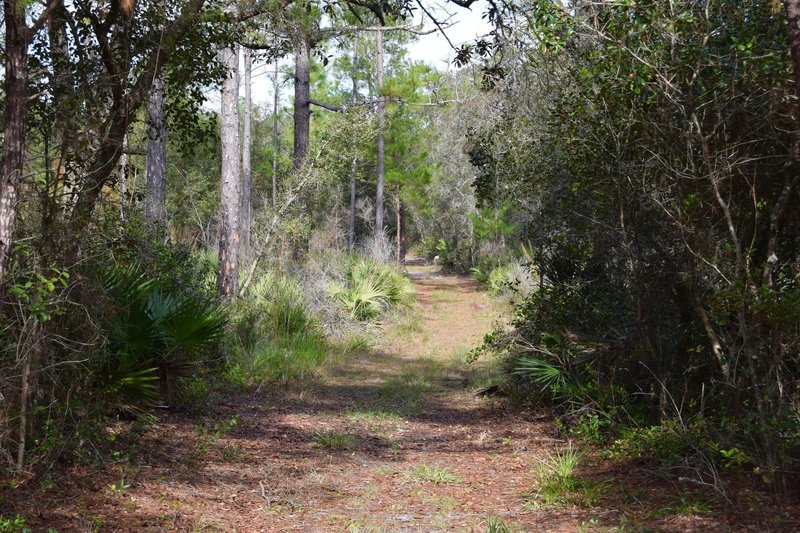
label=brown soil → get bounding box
[3,269,798,532]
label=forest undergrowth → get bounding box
[3,0,800,530]
[2,261,799,531]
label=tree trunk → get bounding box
[349,44,359,253]
[119,135,128,221]
[217,44,241,298]
[48,2,75,222]
[0,0,30,293]
[396,186,406,263]
[293,38,311,170]
[272,60,280,209]
[16,318,40,472]
[242,48,253,249]
[64,0,208,244]
[375,29,386,240]
[785,0,800,98]
[146,72,167,228]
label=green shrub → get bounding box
[486,264,512,295]
[241,272,317,341]
[329,258,414,320]
[604,424,683,463]
[94,262,226,411]
[101,218,217,297]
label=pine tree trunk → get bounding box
[375,30,386,241]
[396,186,406,263]
[16,318,40,472]
[146,73,167,228]
[293,38,311,170]
[0,0,29,293]
[349,44,359,253]
[217,44,241,298]
[272,60,280,209]
[242,48,252,250]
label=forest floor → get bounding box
[4,265,800,532]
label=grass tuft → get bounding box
[528,442,608,508]
[315,430,357,450]
[406,464,462,484]
[485,516,514,533]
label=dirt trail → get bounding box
[204,270,565,532]
[6,269,793,531]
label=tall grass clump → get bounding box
[228,270,329,385]
[529,443,603,507]
[329,258,414,320]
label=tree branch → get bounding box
[29,0,64,39]
[308,98,342,112]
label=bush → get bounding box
[93,262,226,411]
[240,272,317,341]
[228,268,337,386]
[329,258,414,320]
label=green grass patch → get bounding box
[378,376,425,414]
[0,515,28,533]
[390,307,424,337]
[413,488,459,509]
[373,465,398,476]
[346,521,385,533]
[371,357,448,415]
[527,443,609,508]
[406,464,462,484]
[315,430,357,450]
[226,333,330,386]
[485,516,516,533]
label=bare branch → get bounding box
[308,98,342,112]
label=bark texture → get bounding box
[786,0,800,98]
[242,48,252,249]
[119,135,128,220]
[217,44,241,298]
[146,73,168,227]
[764,0,800,284]
[349,45,359,253]
[293,38,311,170]
[396,187,406,263]
[375,30,386,239]
[272,60,280,209]
[0,0,30,288]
